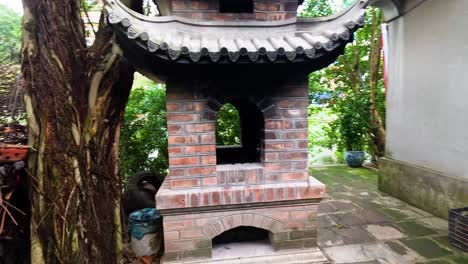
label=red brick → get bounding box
[269,12,287,21]
[265,120,292,129]
[265,173,279,182]
[255,3,280,11]
[265,212,289,221]
[202,177,217,186]
[180,229,204,239]
[294,120,308,129]
[294,161,308,170]
[281,172,308,181]
[286,221,306,230]
[169,168,185,177]
[265,153,280,161]
[168,147,183,155]
[255,189,263,202]
[200,134,215,144]
[196,217,216,227]
[158,193,186,209]
[169,157,199,166]
[287,187,296,199]
[296,140,309,149]
[284,131,308,139]
[277,187,285,200]
[168,135,198,145]
[233,189,242,203]
[297,186,325,199]
[168,124,183,134]
[211,191,221,205]
[186,123,214,133]
[167,102,197,112]
[265,188,275,201]
[199,192,210,206]
[265,142,293,151]
[190,193,199,206]
[281,152,308,160]
[185,145,215,154]
[170,178,199,188]
[223,189,232,204]
[164,231,179,240]
[265,131,278,139]
[171,0,187,10]
[167,113,197,122]
[246,170,256,183]
[165,219,194,231]
[244,188,255,203]
[255,12,268,21]
[290,211,309,220]
[187,166,216,176]
[265,162,292,171]
[201,155,216,165]
[165,240,196,252]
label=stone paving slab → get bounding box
[312,166,468,264]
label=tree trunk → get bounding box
[21,1,134,262]
[368,9,386,161]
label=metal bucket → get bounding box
[129,208,162,257]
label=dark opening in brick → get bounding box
[213,226,269,245]
[216,100,264,164]
[219,0,254,13]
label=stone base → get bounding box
[379,157,468,219]
[161,247,328,264]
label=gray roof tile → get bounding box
[105,0,369,64]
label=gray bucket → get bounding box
[129,208,162,257]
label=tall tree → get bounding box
[21,0,139,262]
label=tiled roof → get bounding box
[105,0,369,64]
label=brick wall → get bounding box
[161,203,319,262]
[263,85,310,183]
[166,80,218,190]
[170,0,298,21]
[165,79,310,190]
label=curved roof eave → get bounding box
[105,0,369,65]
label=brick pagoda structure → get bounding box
[106,0,369,262]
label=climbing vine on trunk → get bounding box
[21,0,135,262]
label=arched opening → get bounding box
[212,226,273,259]
[219,0,254,13]
[215,100,264,165]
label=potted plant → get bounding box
[327,93,369,167]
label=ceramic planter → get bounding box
[344,151,365,168]
[0,144,29,163]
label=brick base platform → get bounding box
[157,176,325,263]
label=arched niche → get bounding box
[215,99,264,165]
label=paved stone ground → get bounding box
[312,165,468,264]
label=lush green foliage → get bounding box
[216,103,241,146]
[305,1,386,159]
[299,0,355,17]
[0,4,21,62]
[0,4,23,124]
[119,74,168,179]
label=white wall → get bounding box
[385,0,468,179]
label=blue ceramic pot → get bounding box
[344,151,365,168]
